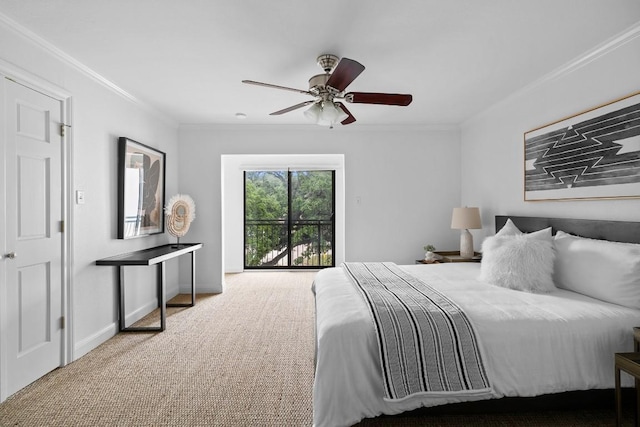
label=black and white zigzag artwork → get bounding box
[524,92,640,201]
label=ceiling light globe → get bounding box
[304,103,322,123]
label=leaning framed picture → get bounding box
[524,90,640,201]
[117,137,166,239]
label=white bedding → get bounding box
[313,263,640,427]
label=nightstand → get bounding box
[435,251,481,263]
[615,352,640,427]
[614,327,640,426]
[416,251,481,264]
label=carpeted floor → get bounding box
[0,271,633,426]
[0,272,315,426]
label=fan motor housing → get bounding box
[316,54,339,73]
[308,74,330,93]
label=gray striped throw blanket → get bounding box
[342,262,491,401]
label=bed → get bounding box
[312,215,640,427]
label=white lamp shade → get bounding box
[451,207,482,230]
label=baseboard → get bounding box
[125,299,161,326]
[185,283,221,293]
[73,291,180,360]
[73,322,117,360]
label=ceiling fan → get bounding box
[242,54,413,128]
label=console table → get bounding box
[96,243,203,332]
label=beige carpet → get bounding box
[0,271,632,426]
[0,272,316,426]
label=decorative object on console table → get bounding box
[117,137,166,239]
[451,207,482,259]
[165,194,196,248]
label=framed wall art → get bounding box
[117,137,166,239]
[524,90,640,201]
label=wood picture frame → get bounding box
[524,90,640,201]
[117,137,166,239]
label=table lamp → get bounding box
[451,207,482,259]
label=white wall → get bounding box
[0,19,180,359]
[460,23,640,244]
[70,76,179,357]
[178,125,461,292]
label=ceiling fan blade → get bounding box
[242,80,313,96]
[345,92,413,106]
[325,58,365,92]
[269,100,315,116]
[335,102,356,125]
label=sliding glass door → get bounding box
[244,170,335,269]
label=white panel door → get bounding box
[2,78,63,399]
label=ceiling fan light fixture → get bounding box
[323,101,348,124]
[303,102,322,123]
[304,101,348,127]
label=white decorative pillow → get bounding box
[496,218,552,241]
[479,235,556,293]
[495,218,522,237]
[554,231,640,309]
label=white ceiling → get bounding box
[1,1,639,127]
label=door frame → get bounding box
[222,154,345,275]
[243,169,336,269]
[0,59,74,402]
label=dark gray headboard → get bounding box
[495,215,640,244]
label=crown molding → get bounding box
[0,57,71,100]
[179,123,459,133]
[0,12,178,128]
[528,20,640,90]
[462,20,640,128]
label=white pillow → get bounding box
[479,235,556,293]
[495,218,522,237]
[554,230,640,309]
[496,218,552,241]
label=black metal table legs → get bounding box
[117,262,167,332]
[167,251,196,309]
[117,251,196,332]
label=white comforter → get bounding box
[313,263,640,427]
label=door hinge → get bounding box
[60,316,65,329]
[60,123,71,137]
[59,220,64,233]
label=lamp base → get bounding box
[460,229,474,259]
